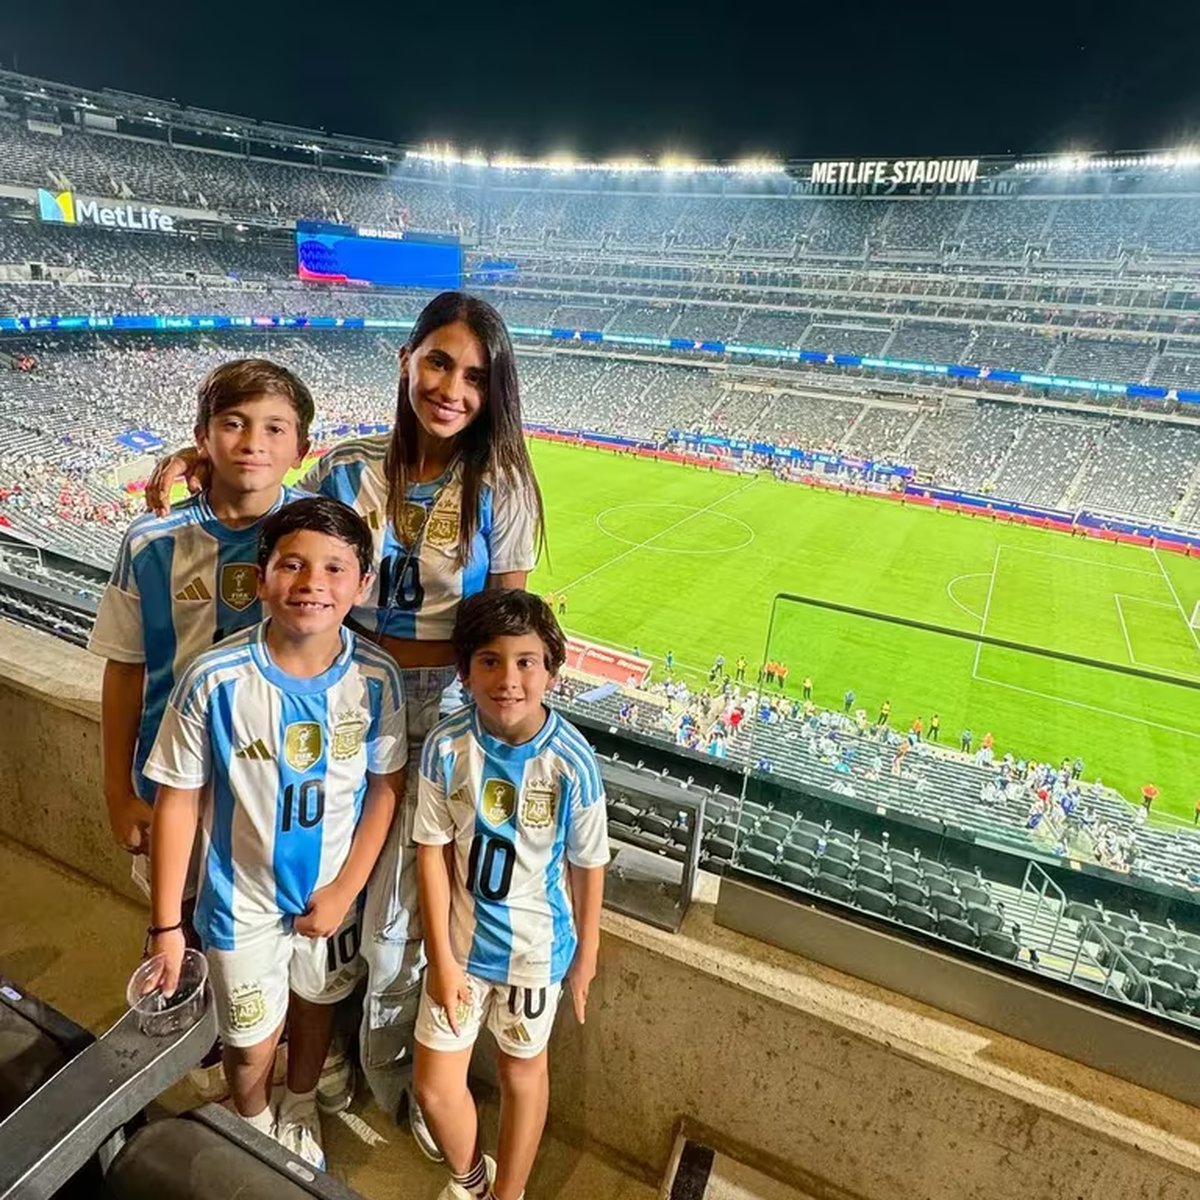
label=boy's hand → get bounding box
[428,961,472,1036]
[145,928,187,999]
[145,448,205,517]
[294,883,351,940]
[565,947,598,1025]
[106,790,154,854]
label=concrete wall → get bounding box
[5,619,1200,1199]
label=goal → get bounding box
[1191,600,1200,631]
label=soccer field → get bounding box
[526,440,1200,824]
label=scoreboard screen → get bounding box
[296,222,462,289]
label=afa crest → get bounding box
[331,711,367,761]
[424,501,461,550]
[481,778,517,828]
[229,984,267,1032]
[520,778,558,829]
[220,562,257,612]
[284,722,323,772]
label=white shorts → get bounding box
[415,972,561,1060]
[206,911,364,1048]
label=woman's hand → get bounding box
[145,447,207,516]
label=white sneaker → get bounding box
[316,1050,355,1115]
[437,1154,496,1200]
[409,1092,445,1163]
[276,1100,326,1171]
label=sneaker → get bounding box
[437,1155,496,1200]
[276,1099,325,1171]
[316,1050,355,1115]
[188,1040,228,1103]
[408,1091,445,1163]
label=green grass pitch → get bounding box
[526,440,1200,825]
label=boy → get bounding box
[142,498,407,1169]
[89,359,312,872]
[412,591,608,1200]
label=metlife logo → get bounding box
[36,188,176,232]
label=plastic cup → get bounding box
[127,948,209,1037]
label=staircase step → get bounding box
[662,1132,819,1200]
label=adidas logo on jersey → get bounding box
[506,1022,532,1045]
[234,738,273,762]
[174,577,212,602]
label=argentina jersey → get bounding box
[144,623,407,952]
[413,705,610,988]
[88,486,307,802]
[302,437,537,641]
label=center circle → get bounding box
[595,502,755,555]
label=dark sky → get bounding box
[3,2,1200,161]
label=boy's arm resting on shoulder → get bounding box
[296,767,403,938]
[565,864,605,1024]
[146,784,202,996]
[100,659,151,852]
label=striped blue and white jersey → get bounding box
[302,437,538,641]
[88,487,307,803]
[143,623,407,952]
[413,705,609,988]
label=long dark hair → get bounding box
[386,291,545,568]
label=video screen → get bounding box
[296,222,462,289]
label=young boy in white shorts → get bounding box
[412,590,609,1200]
[142,497,407,1169]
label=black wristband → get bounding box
[147,921,184,936]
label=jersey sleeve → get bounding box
[412,731,455,846]
[565,748,610,869]
[296,454,329,496]
[366,668,408,775]
[87,536,145,663]
[487,475,539,575]
[143,682,211,790]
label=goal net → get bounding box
[1190,600,1200,631]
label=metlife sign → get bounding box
[809,159,981,186]
[37,188,176,232]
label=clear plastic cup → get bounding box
[127,948,209,1037]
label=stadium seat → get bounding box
[1154,961,1198,993]
[782,844,816,870]
[888,849,917,868]
[1169,946,1200,971]
[814,875,855,903]
[856,850,888,875]
[1127,935,1167,960]
[1121,973,1152,1006]
[938,916,977,946]
[1120,950,1154,976]
[855,867,891,895]
[1141,922,1177,946]
[778,862,815,889]
[967,906,1004,934]
[894,902,938,933]
[929,893,967,921]
[742,801,768,821]
[979,931,1020,960]
[1176,933,1200,954]
[957,885,991,909]
[788,830,820,853]
[716,821,741,843]
[610,801,641,825]
[818,857,855,881]
[923,875,958,898]
[855,886,894,918]
[948,868,979,889]
[609,820,638,843]
[639,813,674,839]
[892,879,929,907]
[748,831,782,855]
[738,848,778,876]
[1148,980,1188,1014]
[705,837,736,862]
[761,819,791,842]
[822,840,856,865]
[796,819,826,839]
[1065,901,1103,924]
[1105,912,1141,933]
[890,863,922,887]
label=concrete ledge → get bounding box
[5,619,1200,1198]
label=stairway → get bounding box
[660,1130,820,1200]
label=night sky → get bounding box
[3,2,1199,161]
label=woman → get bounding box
[146,291,545,1149]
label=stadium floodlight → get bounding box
[659,153,700,173]
[732,156,786,175]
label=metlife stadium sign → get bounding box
[809,159,981,186]
[37,188,176,232]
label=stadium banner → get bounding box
[35,187,177,233]
[564,637,652,687]
[115,430,164,452]
[670,432,915,478]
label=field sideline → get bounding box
[526,441,1200,824]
